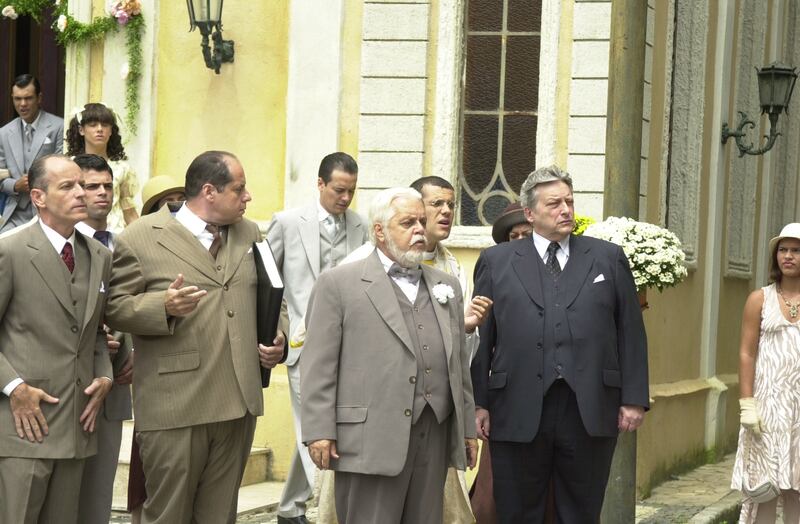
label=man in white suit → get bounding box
[266,152,368,524]
[0,74,64,233]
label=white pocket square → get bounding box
[247,247,253,253]
[44,136,52,145]
[99,282,106,293]
[593,274,606,283]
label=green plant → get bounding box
[573,213,595,236]
[2,0,144,135]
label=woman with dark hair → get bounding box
[732,223,800,523]
[66,103,140,232]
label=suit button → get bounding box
[538,311,543,317]
[227,310,234,318]
[418,324,424,330]
[537,374,542,380]
[223,284,229,291]
[76,378,82,386]
[71,325,79,333]
[72,300,77,306]
[414,307,419,312]
[409,376,416,384]
[555,303,560,308]
[556,323,561,328]
[425,392,432,399]
[556,364,563,371]
[404,409,412,417]
[536,342,542,349]
[425,368,431,374]
[217,265,223,271]
[423,345,429,350]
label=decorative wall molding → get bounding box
[724,2,767,278]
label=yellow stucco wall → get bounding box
[153,1,289,222]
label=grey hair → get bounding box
[368,187,423,243]
[519,165,573,209]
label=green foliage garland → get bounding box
[2,0,144,135]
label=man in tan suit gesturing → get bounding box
[0,154,113,523]
[106,151,287,523]
[301,187,478,524]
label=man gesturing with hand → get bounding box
[106,151,287,524]
[0,154,113,524]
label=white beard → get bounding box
[385,233,425,268]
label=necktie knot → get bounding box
[388,263,422,284]
[93,230,111,248]
[61,242,75,273]
[206,223,224,258]
[546,241,562,277]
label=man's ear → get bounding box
[201,182,217,200]
[30,187,45,209]
[373,223,385,243]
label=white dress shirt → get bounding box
[175,202,216,250]
[75,221,115,251]
[3,221,77,396]
[532,231,570,270]
[377,248,420,303]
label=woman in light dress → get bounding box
[66,102,140,233]
[732,223,800,523]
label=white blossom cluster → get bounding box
[583,216,688,292]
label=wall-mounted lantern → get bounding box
[721,62,797,157]
[187,0,234,74]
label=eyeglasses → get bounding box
[425,199,456,211]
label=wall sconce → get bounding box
[187,0,234,74]
[721,62,797,157]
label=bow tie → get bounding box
[388,263,422,284]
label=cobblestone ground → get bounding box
[111,506,320,523]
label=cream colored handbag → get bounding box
[742,438,780,504]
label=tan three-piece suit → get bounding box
[301,250,476,524]
[106,204,286,523]
[0,220,112,524]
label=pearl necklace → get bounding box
[778,286,800,319]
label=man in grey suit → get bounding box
[0,154,113,524]
[73,154,134,523]
[266,152,368,524]
[471,165,649,522]
[0,74,65,233]
[301,187,478,524]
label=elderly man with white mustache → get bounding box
[300,187,478,524]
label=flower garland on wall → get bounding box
[2,0,144,135]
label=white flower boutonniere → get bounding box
[432,283,455,304]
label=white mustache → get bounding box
[410,234,426,246]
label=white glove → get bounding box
[740,397,763,436]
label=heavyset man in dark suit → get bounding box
[73,153,135,524]
[0,74,65,232]
[0,154,113,523]
[301,187,478,524]
[106,151,287,523]
[471,165,649,523]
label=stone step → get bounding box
[112,420,274,511]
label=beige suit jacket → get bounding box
[300,251,476,476]
[0,220,112,459]
[105,205,277,431]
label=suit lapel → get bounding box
[27,116,49,169]
[298,206,320,278]
[362,253,414,355]
[561,235,595,308]
[155,214,222,283]
[28,222,76,318]
[80,234,104,330]
[421,267,454,361]
[7,118,24,175]
[222,221,251,284]
[511,240,544,308]
[345,209,364,253]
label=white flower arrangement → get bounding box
[56,14,67,32]
[2,5,18,19]
[432,283,455,304]
[583,216,688,292]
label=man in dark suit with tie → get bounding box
[0,74,64,232]
[73,153,134,523]
[471,165,649,523]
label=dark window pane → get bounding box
[465,36,502,111]
[468,0,503,32]
[483,194,513,225]
[504,35,539,111]
[502,115,537,191]
[508,0,542,32]
[462,114,499,195]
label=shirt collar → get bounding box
[531,231,570,260]
[376,247,398,274]
[39,219,76,254]
[317,201,345,225]
[175,202,210,237]
[22,110,42,131]
[422,245,438,262]
[75,221,97,238]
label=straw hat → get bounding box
[141,176,185,215]
[491,202,529,244]
[769,223,800,276]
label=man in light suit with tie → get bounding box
[471,165,649,523]
[106,150,288,523]
[266,152,368,524]
[0,74,65,233]
[301,187,478,524]
[0,154,113,524]
[73,153,135,523]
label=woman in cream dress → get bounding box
[732,223,800,523]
